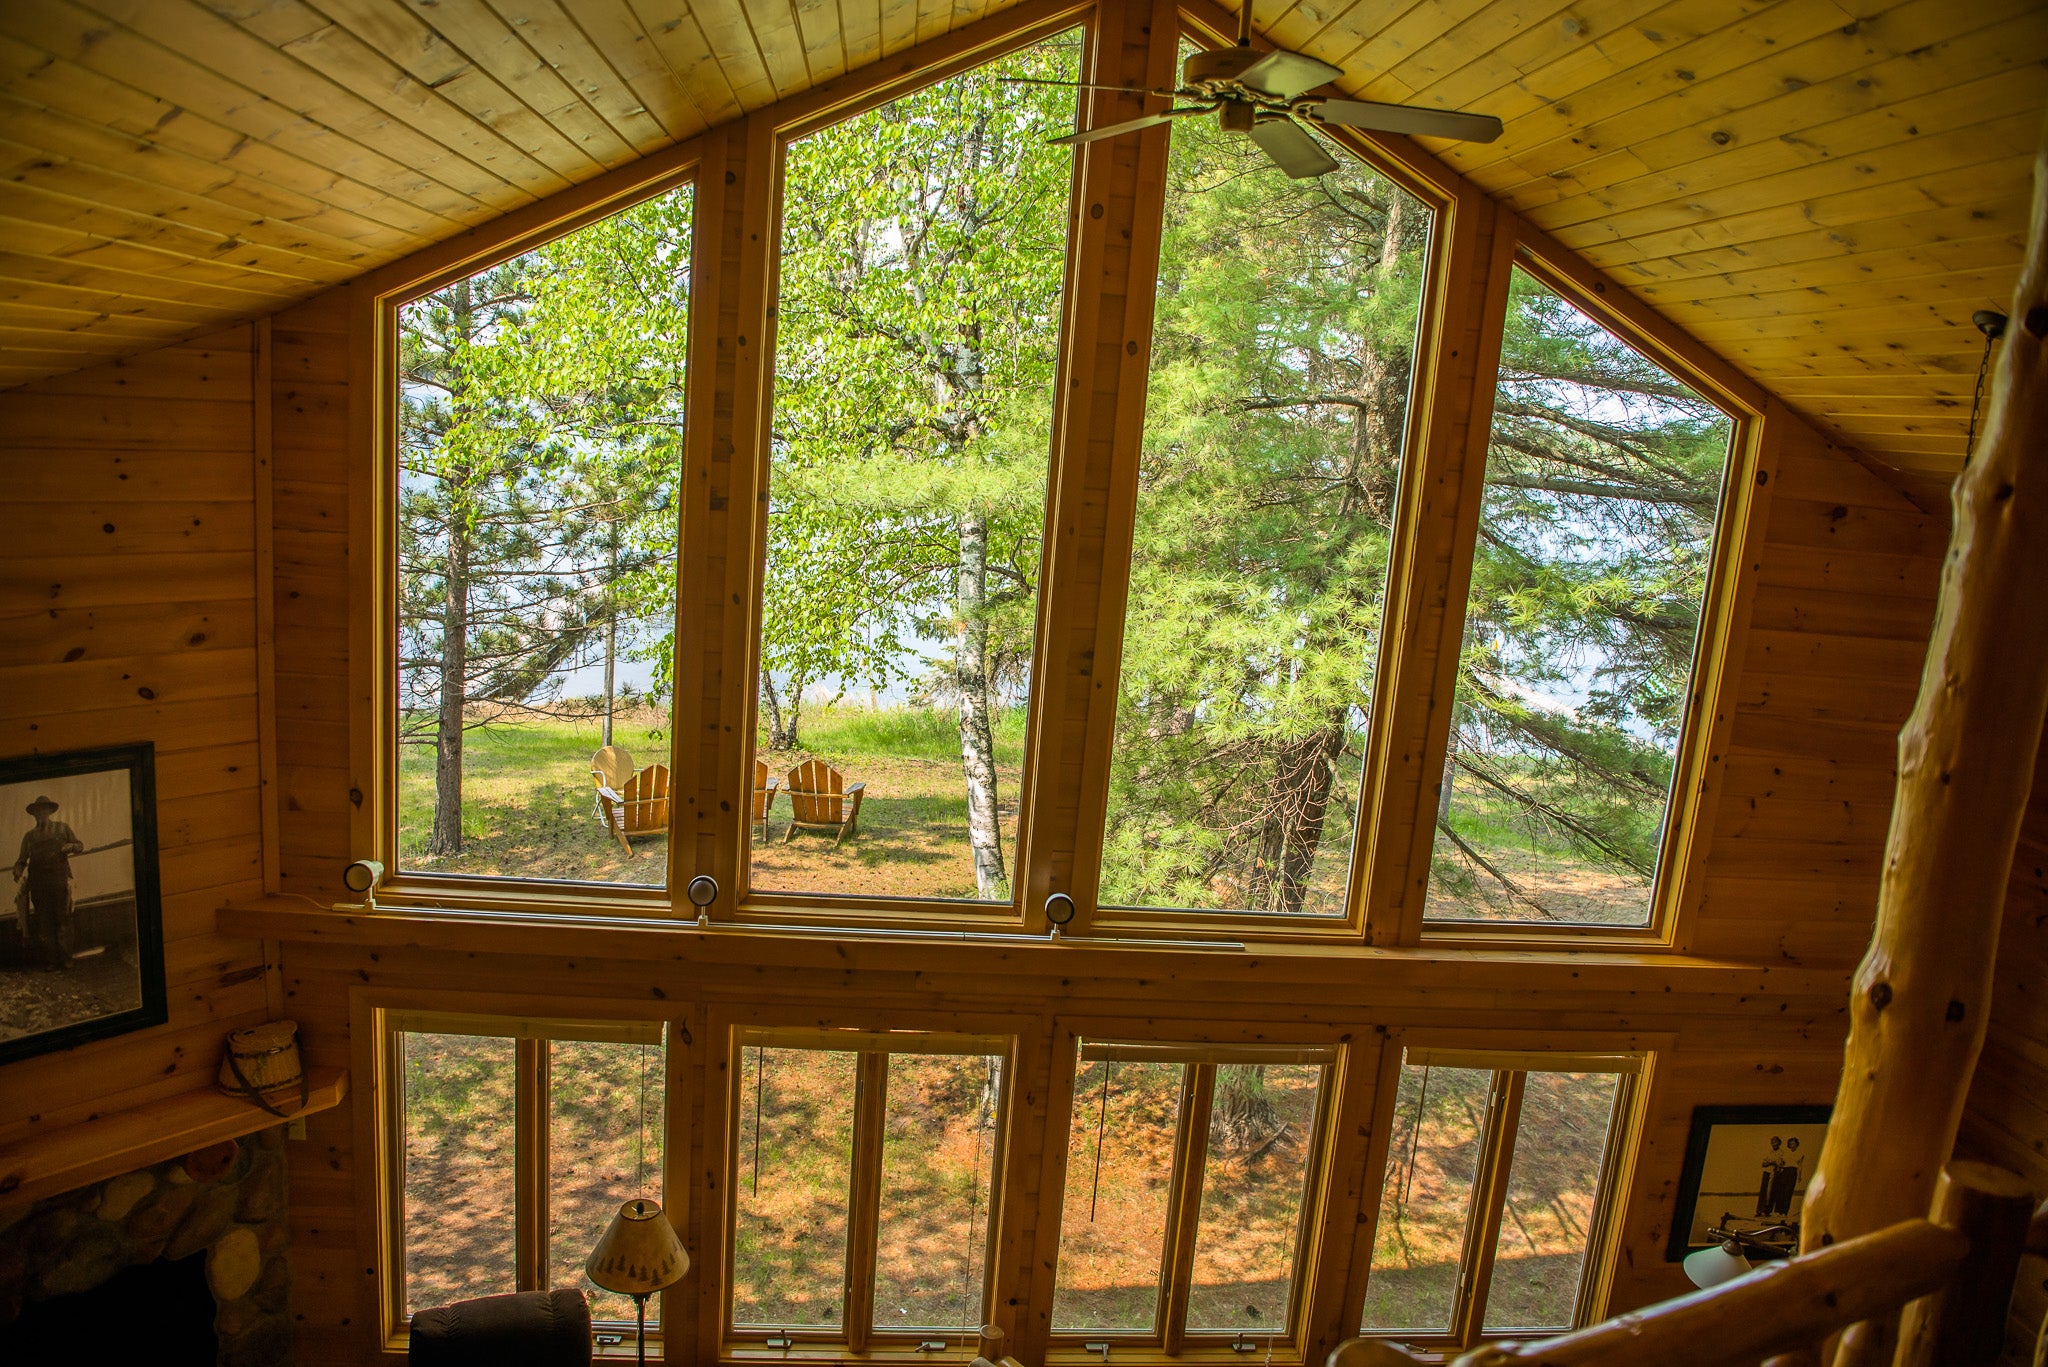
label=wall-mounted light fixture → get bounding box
[1682,1222,1797,1289]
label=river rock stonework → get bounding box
[0,1128,294,1367]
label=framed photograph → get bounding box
[0,742,166,1065]
[1666,1103,1832,1260]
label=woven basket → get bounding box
[219,1019,308,1117]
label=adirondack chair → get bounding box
[591,746,669,856]
[752,758,780,842]
[782,759,865,845]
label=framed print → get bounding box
[0,742,166,1065]
[1666,1103,1832,1260]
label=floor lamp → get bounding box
[587,1199,690,1366]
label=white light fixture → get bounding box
[1682,1239,1753,1288]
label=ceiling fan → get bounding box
[1029,5,1504,178]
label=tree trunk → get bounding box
[427,278,475,859]
[430,513,469,856]
[956,509,1007,898]
[1800,126,2048,1293]
[761,671,806,751]
[1249,719,1349,913]
[601,528,618,747]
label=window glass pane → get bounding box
[1187,1063,1324,1333]
[1053,1056,1187,1331]
[1426,267,1734,926]
[397,182,692,886]
[754,33,1080,902]
[401,1032,517,1314]
[733,1047,858,1326]
[550,1037,667,1325]
[1483,1072,1620,1332]
[1361,1063,1489,1333]
[874,1053,1003,1330]
[1100,91,1434,917]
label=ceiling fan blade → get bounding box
[1051,111,1182,147]
[1248,118,1340,179]
[1237,48,1344,99]
[1309,98,1504,144]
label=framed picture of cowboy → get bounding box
[0,742,166,1065]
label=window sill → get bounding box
[216,897,1847,1003]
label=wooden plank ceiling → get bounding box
[0,0,2040,505]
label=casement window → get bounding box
[750,29,1083,907]
[1359,1048,1638,1349]
[1094,52,1440,925]
[1422,265,1739,930]
[726,1029,1010,1353]
[1050,1041,1339,1355]
[387,1014,668,1333]
[393,181,694,891]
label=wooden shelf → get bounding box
[0,1066,348,1211]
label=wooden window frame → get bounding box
[729,3,1100,931]
[1412,233,1772,952]
[1352,1036,1653,1352]
[373,1003,674,1354]
[1041,1031,1349,1365]
[359,154,703,918]
[715,1019,1019,1361]
[1064,1,1462,948]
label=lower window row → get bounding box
[389,1019,1639,1356]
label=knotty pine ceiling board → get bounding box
[0,0,2040,505]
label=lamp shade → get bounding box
[586,1199,690,1297]
[1682,1240,1753,1289]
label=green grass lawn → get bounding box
[396,702,1027,896]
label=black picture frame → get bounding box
[0,742,166,1065]
[1666,1103,1833,1261]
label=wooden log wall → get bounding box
[0,325,278,1148]
[1958,742,2048,1366]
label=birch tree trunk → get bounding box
[956,508,1007,898]
[1800,120,2048,1281]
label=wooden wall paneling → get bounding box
[0,326,272,1149]
[270,287,355,902]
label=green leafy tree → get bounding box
[766,35,1080,896]
[398,187,692,856]
[1101,118,1431,915]
[1429,269,1730,920]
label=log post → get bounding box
[1799,117,2048,1270]
[1896,1161,2037,1367]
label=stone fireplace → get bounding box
[0,1127,294,1366]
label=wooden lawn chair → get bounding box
[592,746,668,856]
[752,758,780,842]
[782,759,865,846]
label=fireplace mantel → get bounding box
[0,1066,347,1211]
